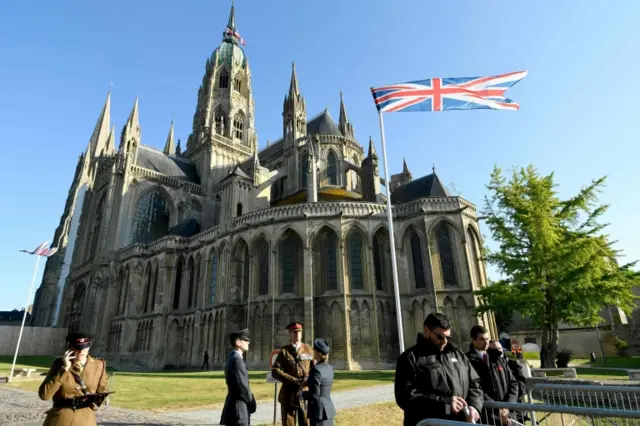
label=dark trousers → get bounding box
[202,360,209,369]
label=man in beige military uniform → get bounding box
[38,332,109,426]
[271,322,314,426]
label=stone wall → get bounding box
[510,326,616,357]
[0,326,68,356]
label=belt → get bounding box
[52,397,92,410]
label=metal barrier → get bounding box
[417,401,640,426]
[531,383,640,410]
[530,368,577,378]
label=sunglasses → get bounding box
[429,329,452,341]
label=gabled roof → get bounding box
[258,109,342,163]
[306,109,341,136]
[135,145,200,184]
[390,173,450,205]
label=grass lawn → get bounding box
[333,401,403,426]
[1,355,394,412]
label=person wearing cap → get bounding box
[221,328,256,426]
[271,322,314,426]
[301,338,336,426]
[38,332,109,426]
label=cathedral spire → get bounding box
[119,97,140,153]
[338,91,354,138]
[164,121,175,155]
[368,136,378,159]
[87,92,111,157]
[289,61,300,98]
[402,157,410,175]
[104,125,115,155]
[227,0,236,32]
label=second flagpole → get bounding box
[376,110,405,354]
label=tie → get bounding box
[483,353,488,365]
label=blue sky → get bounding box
[1,1,639,311]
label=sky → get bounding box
[1,1,639,312]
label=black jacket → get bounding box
[303,361,337,425]
[506,358,527,402]
[466,346,519,404]
[220,351,256,425]
[395,334,484,426]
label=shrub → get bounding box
[555,348,572,368]
[613,336,629,357]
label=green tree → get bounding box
[474,165,639,368]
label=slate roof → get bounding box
[390,173,450,205]
[136,145,200,184]
[168,218,201,238]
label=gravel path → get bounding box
[0,383,395,425]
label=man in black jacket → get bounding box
[395,312,483,426]
[466,326,519,425]
[221,329,257,426]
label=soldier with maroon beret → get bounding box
[271,322,314,426]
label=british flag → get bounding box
[371,70,527,113]
[19,241,58,257]
[225,28,246,46]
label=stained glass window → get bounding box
[258,242,269,296]
[173,259,183,310]
[327,151,338,185]
[325,232,338,291]
[437,225,458,287]
[410,232,426,289]
[131,187,171,245]
[373,235,384,292]
[219,69,229,88]
[233,111,245,141]
[348,230,364,290]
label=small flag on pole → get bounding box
[371,70,527,113]
[225,28,246,46]
[19,241,58,257]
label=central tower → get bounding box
[186,1,257,188]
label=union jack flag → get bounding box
[19,241,58,257]
[225,28,246,46]
[371,70,527,113]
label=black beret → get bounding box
[313,338,330,355]
[66,332,92,349]
[229,328,250,342]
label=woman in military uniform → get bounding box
[38,332,109,426]
[302,339,337,426]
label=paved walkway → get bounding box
[0,383,395,425]
[162,384,395,425]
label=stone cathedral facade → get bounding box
[32,4,496,370]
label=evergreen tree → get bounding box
[475,165,639,367]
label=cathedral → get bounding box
[31,3,496,370]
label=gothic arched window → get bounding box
[280,231,302,294]
[348,229,365,290]
[234,75,242,92]
[325,231,338,291]
[187,257,195,309]
[410,231,426,289]
[214,107,225,135]
[436,223,458,287]
[143,266,152,313]
[88,195,105,260]
[327,151,338,185]
[209,253,218,304]
[300,152,309,188]
[173,258,183,310]
[131,187,171,245]
[257,240,269,296]
[219,69,229,89]
[233,111,245,142]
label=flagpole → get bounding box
[8,255,42,383]
[376,110,405,354]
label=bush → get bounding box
[613,336,629,357]
[555,348,573,368]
